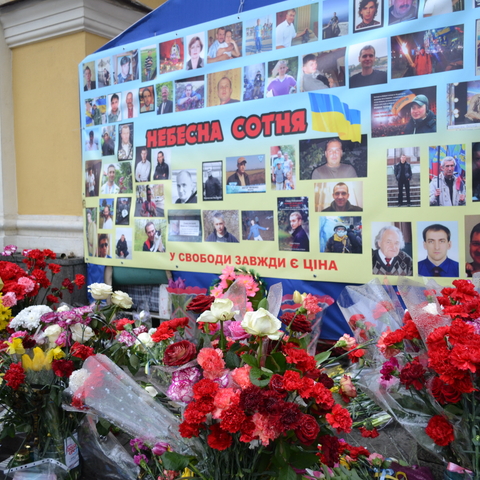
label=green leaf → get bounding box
[257,297,269,310]
[265,351,287,373]
[250,366,273,387]
[278,465,297,480]
[129,354,140,369]
[314,351,331,365]
[161,451,191,471]
[289,451,319,469]
[96,418,111,436]
[241,353,259,368]
[225,349,240,369]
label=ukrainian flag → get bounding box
[96,96,107,114]
[309,93,361,143]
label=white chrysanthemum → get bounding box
[9,305,53,331]
[423,303,439,315]
[69,368,89,393]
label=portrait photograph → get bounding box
[270,145,296,191]
[320,217,362,253]
[101,161,132,195]
[428,144,466,207]
[267,57,298,97]
[388,0,418,24]
[172,169,197,204]
[134,146,152,183]
[185,33,205,70]
[99,198,115,229]
[245,17,273,55]
[371,86,437,138]
[114,50,138,84]
[353,0,383,32]
[96,57,111,88]
[348,39,387,89]
[207,68,241,107]
[277,196,309,252]
[85,99,95,128]
[84,128,100,153]
[472,143,480,201]
[140,45,157,82]
[115,197,132,226]
[322,0,348,38]
[83,61,96,92]
[371,222,413,276]
[243,63,265,101]
[97,233,111,259]
[155,81,174,115]
[85,160,101,197]
[275,4,319,49]
[203,210,240,243]
[175,76,204,112]
[134,184,164,218]
[226,154,266,194]
[416,221,459,277]
[446,81,480,130]
[207,22,243,64]
[122,89,139,120]
[114,228,133,260]
[107,92,122,123]
[101,126,116,157]
[386,147,421,208]
[85,207,98,257]
[241,210,275,241]
[423,0,464,16]
[152,148,171,181]
[160,38,184,74]
[465,215,480,277]
[139,86,155,114]
[299,135,368,180]
[300,48,346,91]
[314,181,363,212]
[87,96,106,126]
[134,218,167,252]
[117,123,133,161]
[202,161,223,201]
[167,210,202,243]
[391,26,463,79]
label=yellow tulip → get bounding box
[292,290,307,304]
[22,347,53,371]
[6,338,25,355]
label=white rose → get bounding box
[88,283,112,300]
[56,305,70,312]
[111,290,133,309]
[145,386,157,397]
[197,298,238,323]
[135,332,154,350]
[241,308,283,340]
[44,324,63,345]
[70,324,95,343]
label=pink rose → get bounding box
[225,321,250,340]
[2,292,17,308]
[339,375,357,398]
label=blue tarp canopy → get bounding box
[96,0,357,340]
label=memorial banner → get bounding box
[80,0,480,285]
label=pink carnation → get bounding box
[338,334,356,350]
[231,365,252,389]
[18,277,35,293]
[2,292,17,308]
[251,412,279,445]
[377,328,401,359]
[197,348,226,379]
[303,294,322,316]
[9,331,27,341]
[212,388,239,419]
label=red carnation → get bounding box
[326,404,352,433]
[75,274,86,289]
[317,435,341,467]
[431,377,462,405]
[114,318,135,331]
[71,342,94,360]
[47,295,59,304]
[193,378,219,400]
[207,423,232,450]
[48,264,62,274]
[399,358,426,390]
[359,426,380,438]
[4,362,25,390]
[179,421,201,438]
[295,414,320,445]
[186,295,215,313]
[52,359,75,378]
[425,415,454,446]
[220,405,247,433]
[163,340,196,366]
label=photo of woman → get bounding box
[186,34,204,70]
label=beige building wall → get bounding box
[13,32,107,216]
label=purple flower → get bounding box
[172,366,201,383]
[152,442,169,456]
[118,331,135,347]
[167,380,195,403]
[41,312,60,324]
[130,438,146,451]
[380,357,399,382]
[133,325,148,336]
[133,454,148,466]
[224,320,249,340]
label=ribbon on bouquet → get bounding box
[447,463,473,477]
[374,468,408,480]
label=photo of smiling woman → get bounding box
[186,34,205,70]
[354,0,383,32]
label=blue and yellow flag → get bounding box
[95,96,107,114]
[309,93,361,143]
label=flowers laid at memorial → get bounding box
[63,271,390,480]
[339,278,480,480]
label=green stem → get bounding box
[219,320,226,351]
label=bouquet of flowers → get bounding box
[0,277,139,479]
[63,270,391,480]
[339,278,480,479]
